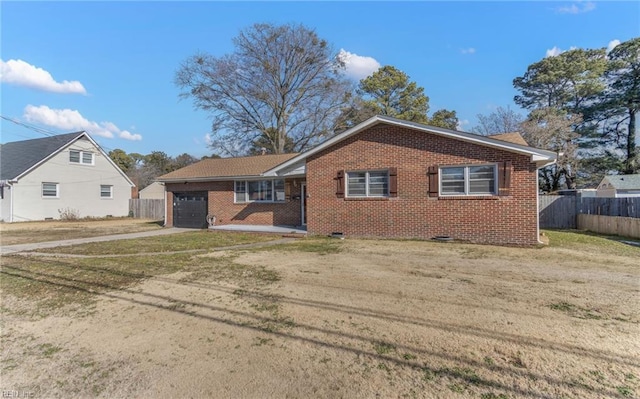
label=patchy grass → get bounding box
[1,249,280,318]
[262,237,343,255]
[38,231,279,255]
[544,230,640,257]
[2,229,639,398]
[0,219,162,245]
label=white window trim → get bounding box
[42,182,59,198]
[234,179,286,203]
[100,185,113,199]
[346,170,390,198]
[439,164,498,196]
[69,150,95,166]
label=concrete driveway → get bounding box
[0,228,192,255]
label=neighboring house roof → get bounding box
[139,181,164,193]
[157,153,299,182]
[599,174,640,190]
[0,132,85,180]
[487,132,529,146]
[265,115,557,176]
[0,131,135,186]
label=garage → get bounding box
[172,192,208,228]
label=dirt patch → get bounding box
[1,237,638,398]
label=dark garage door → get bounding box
[173,192,208,228]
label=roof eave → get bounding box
[265,115,559,175]
[11,131,87,182]
[157,174,265,183]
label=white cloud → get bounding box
[556,1,596,14]
[546,46,563,57]
[0,59,86,94]
[204,133,213,146]
[460,48,476,55]
[23,105,142,141]
[338,49,381,80]
[457,119,470,131]
[607,39,621,53]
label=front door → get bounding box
[301,183,307,226]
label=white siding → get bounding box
[10,137,132,221]
[138,182,165,199]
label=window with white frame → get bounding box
[440,165,497,196]
[69,150,94,165]
[100,185,113,198]
[234,179,285,203]
[42,182,59,198]
[346,170,389,197]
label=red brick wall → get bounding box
[165,179,304,227]
[306,125,540,245]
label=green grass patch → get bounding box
[38,231,279,255]
[617,385,634,397]
[373,341,396,355]
[481,393,509,399]
[264,237,343,255]
[544,230,640,257]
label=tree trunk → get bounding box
[625,106,637,174]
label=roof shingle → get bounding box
[0,132,85,180]
[487,132,529,146]
[158,153,299,181]
[604,174,640,190]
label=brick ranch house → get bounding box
[158,115,557,245]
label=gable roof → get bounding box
[601,174,640,190]
[264,115,557,176]
[487,132,529,146]
[0,131,135,186]
[157,153,299,182]
[0,132,85,180]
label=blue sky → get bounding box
[1,1,638,158]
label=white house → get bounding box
[596,174,640,198]
[138,181,165,200]
[0,131,135,222]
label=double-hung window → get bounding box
[346,170,389,197]
[42,182,59,198]
[234,179,285,203]
[69,150,94,165]
[440,165,497,196]
[100,185,113,198]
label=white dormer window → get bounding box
[70,150,94,165]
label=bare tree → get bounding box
[175,23,352,155]
[521,108,583,191]
[472,106,524,135]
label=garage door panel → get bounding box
[173,192,208,228]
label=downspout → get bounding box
[163,186,168,227]
[9,181,14,223]
[536,175,542,244]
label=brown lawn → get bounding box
[1,231,638,398]
[0,218,162,245]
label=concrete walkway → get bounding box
[16,237,298,258]
[209,224,307,235]
[0,228,193,255]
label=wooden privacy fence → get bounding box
[578,214,640,239]
[129,199,164,220]
[539,196,640,229]
[539,196,577,228]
